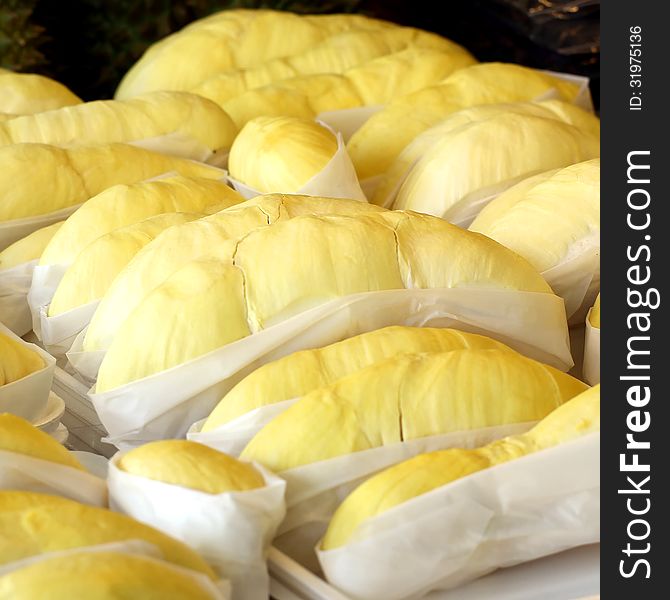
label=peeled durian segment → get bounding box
[0,491,215,577]
[469,159,600,272]
[590,294,601,328]
[348,62,583,180]
[0,92,237,155]
[0,333,44,386]
[117,440,264,494]
[228,116,338,193]
[203,327,514,431]
[48,213,201,316]
[0,143,225,222]
[39,176,242,266]
[241,349,588,472]
[84,195,383,354]
[0,551,219,600]
[322,384,599,550]
[0,413,83,470]
[0,71,81,115]
[0,222,63,271]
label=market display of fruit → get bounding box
[0,6,600,599]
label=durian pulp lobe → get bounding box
[48,212,200,316]
[203,326,514,431]
[0,491,215,579]
[117,440,264,494]
[0,413,83,470]
[228,116,337,193]
[0,222,63,270]
[39,176,242,266]
[0,72,81,115]
[590,294,601,328]
[322,384,600,550]
[0,334,44,386]
[0,551,217,600]
[240,349,588,473]
[469,159,600,272]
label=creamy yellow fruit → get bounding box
[322,384,599,550]
[241,349,588,472]
[203,327,515,431]
[84,195,384,353]
[118,440,264,494]
[348,62,583,180]
[0,413,83,470]
[48,213,201,316]
[0,72,81,115]
[470,159,600,272]
[0,552,218,600]
[0,143,225,222]
[0,334,44,386]
[0,92,237,157]
[0,222,63,270]
[39,177,242,266]
[0,491,215,578]
[228,116,338,193]
[590,294,601,328]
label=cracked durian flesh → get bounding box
[48,213,201,316]
[228,116,338,193]
[0,413,84,470]
[0,491,215,578]
[0,333,44,386]
[203,327,515,432]
[84,195,383,354]
[0,551,218,600]
[241,349,588,472]
[0,92,237,156]
[469,159,600,273]
[590,294,601,328]
[0,143,225,222]
[39,176,242,267]
[322,384,599,550]
[117,440,264,494]
[0,72,81,115]
[0,222,63,270]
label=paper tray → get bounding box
[268,544,599,600]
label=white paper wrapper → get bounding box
[34,300,100,357]
[66,287,571,449]
[0,449,107,506]
[229,123,366,202]
[0,540,231,599]
[0,322,55,421]
[108,456,286,600]
[583,312,600,385]
[0,260,35,335]
[316,106,384,142]
[540,70,594,113]
[0,203,83,252]
[129,131,215,164]
[318,432,600,600]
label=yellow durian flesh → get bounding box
[348,62,583,180]
[0,222,63,270]
[203,327,514,432]
[0,413,83,470]
[84,195,383,354]
[0,491,215,578]
[39,177,242,266]
[322,384,599,550]
[117,440,264,494]
[228,116,338,192]
[95,260,249,393]
[392,112,600,219]
[469,159,600,273]
[0,92,237,155]
[0,334,44,386]
[0,72,81,115]
[590,294,601,328]
[48,213,201,316]
[0,143,224,222]
[0,551,218,600]
[241,349,588,473]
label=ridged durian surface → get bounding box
[0,72,81,115]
